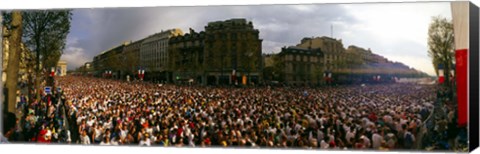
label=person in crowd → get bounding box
[80,130,91,145]
[100,136,111,145]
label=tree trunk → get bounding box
[35,40,41,101]
[27,61,33,104]
[5,11,22,114]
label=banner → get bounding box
[451,1,469,127]
[455,49,468,127]
[242,75,247,85]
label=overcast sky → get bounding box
[60,2,452,75]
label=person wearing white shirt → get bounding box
[345,128,355,143]
[66,130,71,143]
[320,139,329,149]
[361,135,371,148]
[317,129,324,143]
[120,125,129,140]
[103,119,113,130]
[100,137,111,145]
[188,132,195,147]
[87,117,95,127]
[110,137,119,145]
[139,134,151,146]
[372,132,383,149]
[80,130,91,145]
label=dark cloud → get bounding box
[62,4,357,70]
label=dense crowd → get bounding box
[1,80,72,144]
[47,76,435,150]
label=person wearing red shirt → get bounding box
[37,125,50,143]
[368,112,378,123]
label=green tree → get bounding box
[22,10,72,99]
[427,16,454,87]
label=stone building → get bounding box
[93,42,130,78]
[297,36,347,72]
[140,29,183,81]
[77,62,93,76]
[270,36,427,85]
[275,46,323,85]
[169,18,263,85]
[123,39,143,78]
[168,29,206,84]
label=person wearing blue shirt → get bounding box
[0,133,9,143]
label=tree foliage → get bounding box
[427,16,454,85]
[22,10,72,71]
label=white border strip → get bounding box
[0,0,453,9]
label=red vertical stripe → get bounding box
[455,49,468,127]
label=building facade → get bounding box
[204,19,263,85]
[2,26,33,84]
[269,36,428,85]
[93,42,130,78]
[169,19,263,85]
[297,36,347,72]
[123,39,143,78]
[168,29,206,84]
[76,62,93,76]
[140,29,183,81]
[275,46,323,85]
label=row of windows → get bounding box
[288,50,321,55]
[144,40,168,48]
[286,75,316,81]
[324,42,343,53]
[284,55,321,63]
[207,32,258,40]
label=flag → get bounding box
[438,69,445,84]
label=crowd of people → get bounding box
[46,76,435,150]
[1,79,72,144]
[422,87,468,151]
